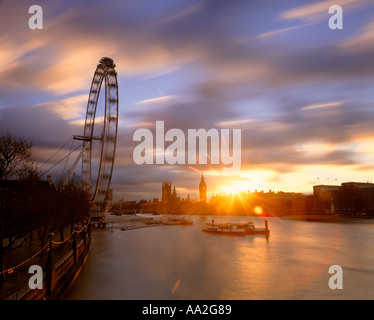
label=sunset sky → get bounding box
[1,0,374,201]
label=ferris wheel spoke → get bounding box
[79,57,118,221]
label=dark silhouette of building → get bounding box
[313,184,340,213]
[162,181,172,204]
[116,175,209,215]
[313,182,374,215]
[199,174,207,202]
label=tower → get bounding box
[172,185,177,198]
[199,174,207,202]
[162,181,172,203]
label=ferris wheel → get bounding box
[70,57,119,219]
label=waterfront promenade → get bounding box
[0,215,150,300]
[0,222,90,300]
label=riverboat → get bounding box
[202,223,246,235]
[202,220,270,236]
[230,222,256,234]
[163,216,193,225]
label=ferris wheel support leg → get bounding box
[63,141,91,186]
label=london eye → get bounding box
[39,57,119,224]
[70,57,119,222]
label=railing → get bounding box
[4,222,91,300]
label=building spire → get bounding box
[199,173,207,202]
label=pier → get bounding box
[251,220,270,236]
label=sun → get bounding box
[219,180,253,195]
[253,206,263,216]
[220,185,241,194]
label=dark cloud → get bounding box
[266,46,374,87]
[0,104,77,147]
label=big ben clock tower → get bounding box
[199,174,207,202]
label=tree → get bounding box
[0,133,35,181]
[0,134,91,283]
[28,179,57,250]
[0,133,37,282]
[54,173,91,242]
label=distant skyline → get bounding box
[1,0,374,201]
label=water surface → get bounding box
[65,215,374,300]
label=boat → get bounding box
[232,221,270,236]
[221,224,246,235]
[230,222,256,234]
[179,216,194,225]
[163,216,193,225]
[202,223,245,235]
[202,224,221,233]
[202,219,270,236]
[143,217,163,225]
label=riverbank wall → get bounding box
[5,225,91,300]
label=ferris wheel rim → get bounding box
[81,57,118,209]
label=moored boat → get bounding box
[144,217,163,225]
[202,219,270,236]
[163,216,194,225]
[230,222,255,234]
[179,217,194,225]
[202,223,245,235]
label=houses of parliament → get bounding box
[132,174,208,214]
[162,174,206,204]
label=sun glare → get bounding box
[254,206,263,215]
[220,185,241,194]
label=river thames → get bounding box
[65,215,374,300]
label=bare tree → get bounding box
[0,134,91,284]
[54,173,90,240]
[0,133,36,181]
[0,133,37,283]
